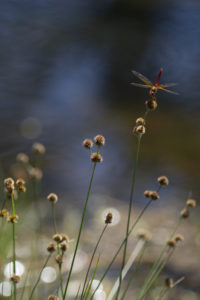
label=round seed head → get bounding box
[4,178,15,190]
[55,255,63,264]
[16,178,25,187]
[167,239,176,248]
[82,139,93,149]
[165,278,173,288]
[149,191,159,200]
[7,215,19,223]
[53,234,62,243]
[94,135,105,147]
[174,234,184,242]
[60,242,68,252]
[47,193,58,204]
[48,295,59,300]
[137,229,152,241]
[60,233,70,243]
[186,199,196,208]
[136,125,145,135]
[136,118,145,126]
[145,99,158,111]
[157,176,169,186]
[90,153,103,163]
[10,274,20,284]
[29,167,43,181]
[180,208,189,218]
[0,209,9,217]
[18,185,26,193]
[47,242,56,253]
[16,152,29,164]
[105,212,113,224]
[32,142,46,155]
[144,190,151,198]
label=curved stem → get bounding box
[81,224,108,299]
[63,162,97,299]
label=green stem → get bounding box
[81,224,108,299]
[51,203,57,234]
[116,135,142,299]
[90,199,152,300]
[11,194,16,300]
[29,254,51,300]
[63,162,97,299]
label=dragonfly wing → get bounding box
[158,87,179,95]
[130,82,151,88]
[131,70,153,86]
[159,83,177,88]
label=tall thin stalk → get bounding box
[63,162,97,299]
[11,194,16,300]
[80,224,108,299]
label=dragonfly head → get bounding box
[149,86,157,97]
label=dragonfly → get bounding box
[131,68,178,97]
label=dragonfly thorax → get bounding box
[149,86,157,96]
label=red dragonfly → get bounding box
[131,68,178,97]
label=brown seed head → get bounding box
[10,274,20,284]
[157,176,169,186]
[167,239,176,248]
[53,234,62,243]
[29,167,43,180]
[18,185,26,193]
[16,179,25,187]
[60,233,70,243]
[180,208,189,218]
[94,135,105,147]
[137,229,152,241]
[7,215,19,223]
[4,178,15,191]
[165,278,173,288]
[16,152,29,164]
[0,209,9,217]
[150,191,159,200]
[145,99,158,111]
[55,255,63,264]
[186,199,196,208]
[90,153,103,163]
[174,234,184,242]
[105,212,113,224]
[60,242,68,252]
[136,125,145,135]
[47,193,58,204]
[144,190,151,198]
[136,118,145,126]
[82,139,93,149]
[47,242,56,253]
[48,295,59,300]
[32,142,46,155]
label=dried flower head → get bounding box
[180,208,189,218]
[94,135,105,147]
[53,234,62,243]
[32,142,46,155]
[55,255,63,264]
[7,215,19,223]
[144,190,151,198]
[48,295,59,300]
[47,242,56,253]
[105,212,113,224]
[29,167,43,180]
[136,125,145,135]
[47,193,58,204]
[174,234,184,242]
[186,199,196,208]
[136,118,145,126]
[4,178,15,190]
[90,153,103,163]
[165,278,173,288]
[157,176,169,186]
[82,139,93,149]
[16,152,29,164]
[0,209,9,217]
[137,229,152,241]
[149,191,159,200]
[10,274,20,284]
[167,239,176,248]
[60,242,68,252]
[145,99,158,111]
[60,233,70,243]
[16,179,26,193]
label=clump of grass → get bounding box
[0,70,197,300]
